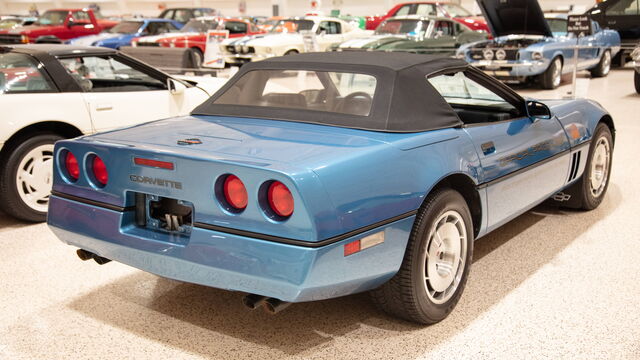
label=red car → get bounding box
[134,17,264,62]
[366,2,488,33]
[0,9,117,44]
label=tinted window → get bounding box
[318,21,341,34]
[547,18,568,34]
[36,10,68,25]
[440,4,472,17]
[160,10,174,20]
[434,21,454,36]
[395,5,412,16]
[416,4,437,16]
[109,21,144,34]
[0,53,55,93]
[71,11,91,23]
[270,19,314,33]
[215,70,377,116]
[174,10,192,23]
[428,72,512,108]
[182,19,219,32]
[225,21,248,34]
[605,0,639,15]
[58,56,166,92]
[375,19,428,37]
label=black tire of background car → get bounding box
[540,57,562,90]
[189,47,203,69]
[0,133,63,222]
[590,50,611,78]
[35,35,62,44]
[635,71,640,94]
[576,123,613,210]
[369,188,473,324]
[284,50,299,55]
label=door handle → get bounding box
[96,103,113,111]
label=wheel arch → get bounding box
[598,114,615,142]
[424,173,482,239]
[0,121,83,159]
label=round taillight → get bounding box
[268,181,294,218]
[223,174,248,210]
[65,151,79,181]
[92,155,108,186]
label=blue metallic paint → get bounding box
[47,95,613,302]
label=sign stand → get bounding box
[566,15,592,99]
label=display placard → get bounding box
[567,15,592,37]
[203,30,229,69]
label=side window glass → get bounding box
[71,11,91,24]
[174,10,192,23]
[161,10,174,20]
[434,21,453,36]
[58,56,167,92]
[0,53,56,93]
[226,21,248,34]
[427,72,517,123]
[395,5,412,16]
[145,22,159,35]
[605,0,639,15]
[416,4,437,16]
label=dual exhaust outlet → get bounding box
[76,249,291,314]
[242,293,291,314]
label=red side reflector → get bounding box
[344,239,361,256]
[134,157,174,170]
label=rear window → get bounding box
[214,70,377,116]
[0,53,56,94]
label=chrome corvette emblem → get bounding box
[177,138,202,145]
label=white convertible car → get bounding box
[0,44,226,222]
[219,16,369,65]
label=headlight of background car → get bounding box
[483,48,494,60]
[531,51,543,60]
[495,49,506,60]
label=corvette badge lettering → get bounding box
[129,175,182,189]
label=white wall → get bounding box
[0,0,597,18]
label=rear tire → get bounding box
[635,71,640,94]
[0,133,63,222]
[590,50,611,78]
[190,47,203,68]
[284,50,299,55]
[540,57,563,89]
[370,188,473,324]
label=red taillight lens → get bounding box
[223,175,248,210]
[268,181,294,218]
[92,156,108,186]
[65,151,79,180]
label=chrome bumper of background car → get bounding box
[470,59,548,77]
[47,194,414,302]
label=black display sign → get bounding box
[567,15,592,37]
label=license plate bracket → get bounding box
[134,193,193,235]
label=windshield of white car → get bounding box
[375,20,428,37]
[180,19,219,32]
[108,21,144,34]
[215,69,377,116]
[440,4,472,17]
[35,11,68,25]
[269,19,314,33]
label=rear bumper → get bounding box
[47,195,414,302]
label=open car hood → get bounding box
[477,0,552,38]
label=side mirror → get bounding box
[526,100,552,120]
[167,78,186,95]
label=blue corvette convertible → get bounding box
[47,52,614,324]
[457,0,621,89]
[67,18,182,49]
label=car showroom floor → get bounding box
[1,69,639,360]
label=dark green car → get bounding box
[332,15,487,55]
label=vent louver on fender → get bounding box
[567,151,581,183]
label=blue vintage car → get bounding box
[67,18,182,49]
[47,52,615,324]
[456,0,621,89]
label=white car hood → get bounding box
[224,33,303,47]
[339,34,404,48]
[137,32,201,43]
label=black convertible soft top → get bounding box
[192,52,468,132]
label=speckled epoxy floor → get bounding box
[1,69,639,359]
